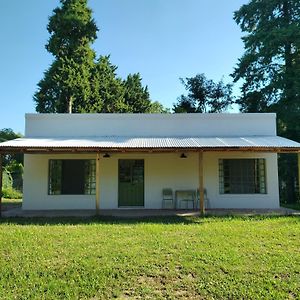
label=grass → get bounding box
[0,216,299,300]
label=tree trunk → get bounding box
[68,96,73,114]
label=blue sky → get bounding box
[0,0,247,134]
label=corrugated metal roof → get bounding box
[0,136,299,150]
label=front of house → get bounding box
[0,113,299,212]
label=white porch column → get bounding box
[95,153,100,214]
[198,151,205,215]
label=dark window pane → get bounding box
[61,160,85,194]
[49,160,62,195]
[219,159,266,194]
[49,160,96,195]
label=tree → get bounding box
[88,56,127,113]
[173,74,233,113]
[233,0,300,203]
[232,0,300,126]
[123,73,152,113]
[148,101,170,113]
[34,0,98,113]
[0,129,23,192]
[0,129,22,167]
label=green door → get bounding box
[118,159,144,207]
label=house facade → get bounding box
[0,113,300,211]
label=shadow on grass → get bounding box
[0,214,298,226]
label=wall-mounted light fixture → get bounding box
[103,153,110,158]
[180,153,187,159]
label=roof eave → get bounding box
[0,146,299,154]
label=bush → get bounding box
[2,169,23,199]
[2,170,12,189]
[2,187,22,199]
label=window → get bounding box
[49,160,96,195]
[219,159,266,194]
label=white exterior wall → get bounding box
[23,152,279,210]
[23,154,96,210]
[25,113,276,137]
[204,152,279,209]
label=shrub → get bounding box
[2,187,22,199]
[2,170,12,189]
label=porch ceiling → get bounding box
[0,135,300,153]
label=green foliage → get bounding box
[232,0,300,124]
[148,101,170,113]
[281,202,300,211]
[34,0,98,113]
[0,128,24,194]
[88,56,127,113]
[34,0,166,114]
[2,168,22,199]
[123,73,152,113]
[173,74,233,113]
[2,187,22,199]
[2,169,12,189]
[46,0,97,59]
[0,217,299,299]
[0,128,21,142]
[0,128,23,168]
[35,57,94,113]
[233,0,300,203]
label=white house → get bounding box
[0,113,299,212]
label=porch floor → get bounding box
[1,207,299,218]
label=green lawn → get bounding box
[0,216,299,300]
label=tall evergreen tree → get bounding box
[123,73,152,113]
[34,0,167,114]
[173,74,233,113]
[34,0,98,113]
[88,56,127,112]
[233,0,300,203]
[233,0,300,129]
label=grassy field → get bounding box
[0,216,299,300]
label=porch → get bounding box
[1,113,300,215]
[2,205,299,218]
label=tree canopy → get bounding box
[233,0,300,203]
[232,0,300,139]
[88,56,127,113]
[123,73,152,113]
[34,0,97,113]
[0,128,23,191]
[34,0,166,114]
[173,74,233,113]
[0,129,23,167]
